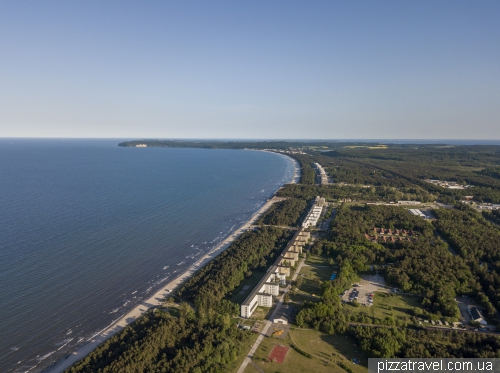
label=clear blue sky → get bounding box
[1,1,499,139]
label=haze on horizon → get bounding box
[1,1,499,140]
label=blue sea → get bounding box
[0,139,295,373]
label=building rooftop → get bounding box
[470,307,484,321]
[242,266,279,306]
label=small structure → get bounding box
[398,201,421,205]
[408,209,426,218]
[274,315,289,325]
[273,305,294,325]
[469,307,488,325]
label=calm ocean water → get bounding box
[0,139,294,373]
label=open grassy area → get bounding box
[250,327,367,373]
[305,254,332,265]
[252,306,272,320]
[228,270,268,304]
[243,363,262,373]
[344,292,422,324]
[285,263,337,316]
[297,264,336,295]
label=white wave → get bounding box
[37,350,56,361]
[87,315,122,341]
[57,338,74,351]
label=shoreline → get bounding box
[48,178,294,372]
[245,148,300,184]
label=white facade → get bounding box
[285,251,299,261]
[257,293,273,307]
[240,267,284,318]
[314,163,329,185]
[302,198,324,228]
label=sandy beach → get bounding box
[48,194,287,373]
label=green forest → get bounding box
[257,198,308,227]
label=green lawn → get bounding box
[250,328,367,373]
[305,255,332,265]
[344,292,422,325]
[243,363,262,373]
[296,264,335,296]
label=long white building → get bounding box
[314,163,329,185]
[302,196,325,228]
[240,267,284,318]
[240,227,312,318]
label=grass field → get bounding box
[249,327,367,373]
[305,254,332,265]
[297,264,336,295]
[243,363,262,373]
[344,292,422,324]
[286,263,336,316]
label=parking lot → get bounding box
[341,273,389,306]
[342,285,375,306]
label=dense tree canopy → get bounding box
[434,207,500,318]
[257,198,308,227]
[350,326,500,358]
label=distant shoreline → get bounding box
[48,151,297,373]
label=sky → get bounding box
[0,1,499,139]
